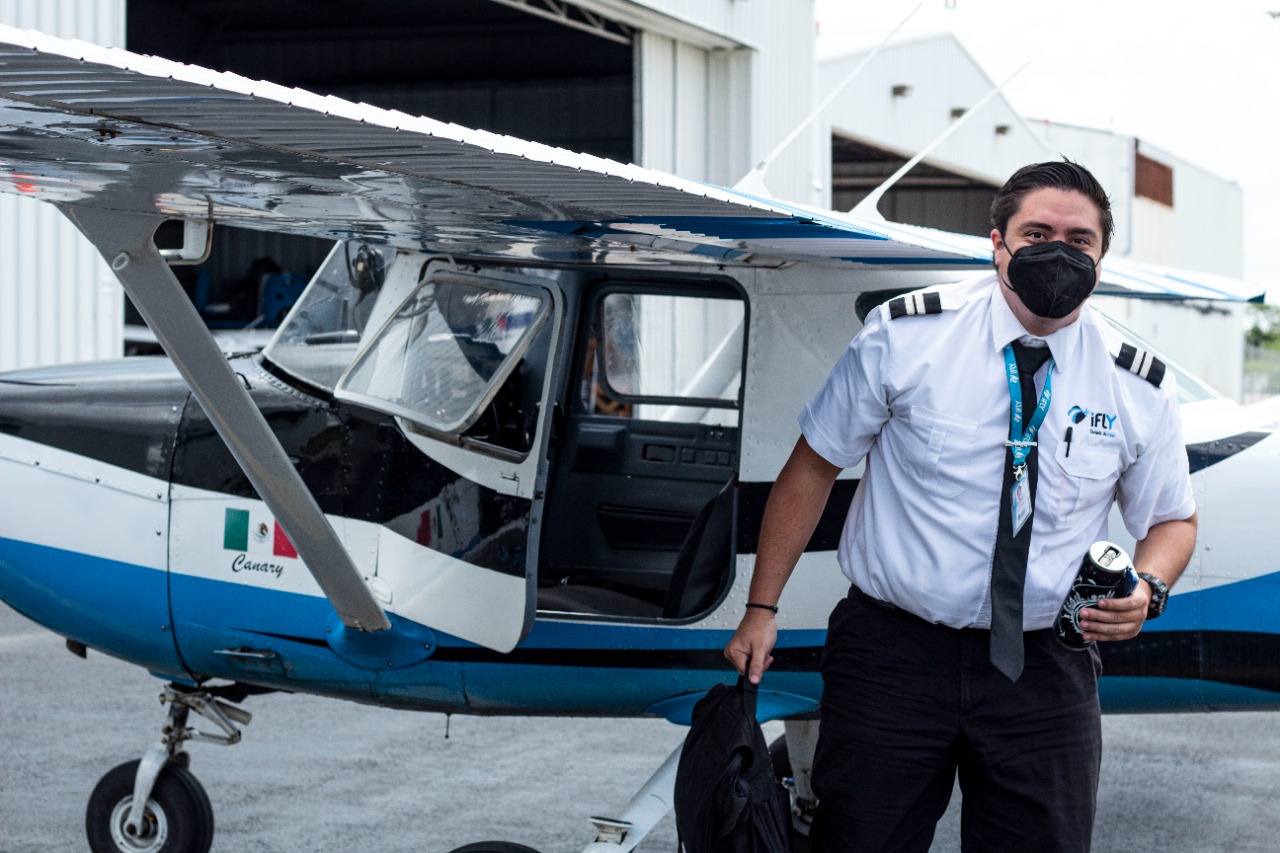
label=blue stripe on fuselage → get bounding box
[7,536,1280,716]
[0,537,185,677]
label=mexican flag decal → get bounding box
[223,508,298,558]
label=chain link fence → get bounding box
[1243,344,1280,403]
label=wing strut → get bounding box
[850,61,1035,218]
[62,205,392,633]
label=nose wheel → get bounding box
[86,759,213,853]
[85,684,251,853]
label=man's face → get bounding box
[990,187,1106,330]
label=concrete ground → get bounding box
[3,600,1279,853]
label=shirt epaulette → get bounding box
[887,291,946,319]
[1114,342,1166,388]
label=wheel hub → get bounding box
[109,796,168,852]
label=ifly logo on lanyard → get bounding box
[1068,405,1118,437]
[1007,361,1022,417]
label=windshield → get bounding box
[264,242,397,392]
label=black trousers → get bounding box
[809,588,1102,853]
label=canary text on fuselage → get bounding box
[231,553,285,578]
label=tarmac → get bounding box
[3,599,1280,853]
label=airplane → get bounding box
[0,24,1274,853]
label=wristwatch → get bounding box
[1138,572,1169,620]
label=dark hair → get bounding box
[989,159,1114,255]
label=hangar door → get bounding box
[125,0,635,327]
[831,133,998,237]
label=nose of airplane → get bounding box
[0,357,190,480]
[0,356,194,674]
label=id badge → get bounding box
[1009,475,1032,537]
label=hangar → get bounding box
[817,32,1246,397]
[0,1,1248,397]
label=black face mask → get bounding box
[1002,240,1097,320]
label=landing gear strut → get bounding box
[770,721,820,852]
[85,685,251,853]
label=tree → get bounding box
[1246,304,1280,350]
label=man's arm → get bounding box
[1080,511,1197,642]
[724,435,842,684]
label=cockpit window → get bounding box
[334,271,550,436]
[263,242,396,392]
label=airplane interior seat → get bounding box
[662,476,737,619]
[536,475,736,620]
[535,583,664,619]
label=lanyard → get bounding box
[1003,344,1054,480]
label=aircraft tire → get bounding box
[769,735,812,853]
[446,843,543,853]
[85,759,214,853]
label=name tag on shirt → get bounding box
[1010,475,1032,536]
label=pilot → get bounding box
[724,160,1197,853]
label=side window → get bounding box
[335,271,550,448]
[583,290,745,426]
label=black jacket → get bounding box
[674,677,792,853]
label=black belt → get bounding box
[848,584,900,612]
[848,584,1061,639]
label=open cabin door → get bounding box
[540,280,746,621]
[330,262,561,652]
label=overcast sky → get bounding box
[814,0,1280,298]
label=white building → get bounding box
[0,1,124,372]
[818,33,1247,398]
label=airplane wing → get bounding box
[0,25,989,271]
[863,217,1265,303]
[1095,258,1263,303]
[0,25,1260,301]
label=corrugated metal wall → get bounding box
[636,0,816,203]
[1015,124,1242,277]
[0,1,125,371]
[1136,139,1244,279]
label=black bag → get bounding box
[674,677,793,853]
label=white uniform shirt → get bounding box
[799,273,1196,630]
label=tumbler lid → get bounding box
[1087,541,1132,574]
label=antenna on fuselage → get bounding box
[849,60,1032,219]
[732,4,922,199]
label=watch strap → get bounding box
[1138,572,1169,620]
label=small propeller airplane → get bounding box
[0,24,1274,853]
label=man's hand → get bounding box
[1082,513,1196,642]
[724,607,778,684]
[724,436,841,684]
[1079,580,1151,642]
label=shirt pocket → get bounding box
[1050,440,1120,522]
[905,406,979,499]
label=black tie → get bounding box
[989,340,1053,682]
